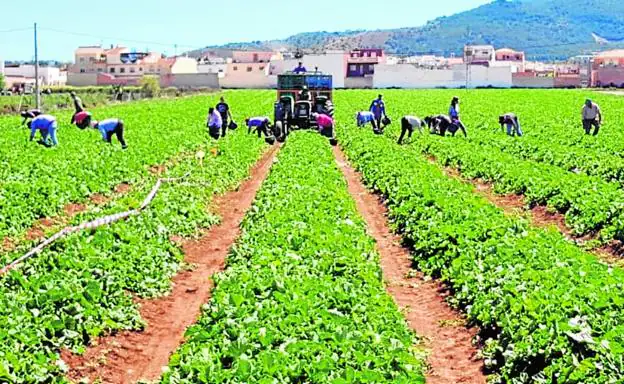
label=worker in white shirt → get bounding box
[582,99,602,136]
[397,116,424,144]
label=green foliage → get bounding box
[0,93,269,382]
[163,132,425,383]
[139,76,161,98]
[0,74,5,91]
[339,101,624,382]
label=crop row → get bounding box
[0,91,273,241]
[340,123,624,383]
[162,132,425,384]
[0,127,267,383]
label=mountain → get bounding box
[192,0,624,60]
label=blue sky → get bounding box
[1,0,491,61]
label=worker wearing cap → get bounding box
[398,116,424,144]
[28,114,58,147]
[369,95,387,133]
[499,113,523,137]
[246,116,271,138]
[70,91,86,124]
[207,107,223,140]
[73,111,93,130]
[293,62,307,74]
[91,118,127,149]
[582,99,602,136]
[20,109,42,125]
[215,97,233,138]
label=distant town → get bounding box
[2,44,624,91]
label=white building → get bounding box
[373,63,512,89]
[198,57,228,78]
[3,64,67,86]
[464,45,495,65]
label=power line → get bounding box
[0,27,32,34]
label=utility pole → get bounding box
[34,22,40,110]
[174,44,178,57]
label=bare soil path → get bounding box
[333,147,486,384]
[63,145,280,384]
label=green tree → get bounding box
[0,73,5,91]
[139,76,161,98]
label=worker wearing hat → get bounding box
[582,98,602,136]
[73,111,93,130]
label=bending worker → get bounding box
[499,113,523,137]
[73,111,93,129]
[92,118,128,149]
[369,94,387,133]
[398,116,424,145]
[207,107,223,140]
[215,97,233,138]
[20,109,42,125]
[246,116,271,138]
[582,99,602,136]
[28,114,58,147]
[356,111,376,130]
[312,112,337,145]
[70,91,86,124]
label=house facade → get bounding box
[591,50,624,87]
[494,48,525,72]
[464,45,495,66]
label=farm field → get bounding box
[2,89,624,383]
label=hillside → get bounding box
[193,0,624,60]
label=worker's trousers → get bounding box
[41,122,59,146]
[583,119,600,136]
[105,121,127,148]
[506,123,523,137]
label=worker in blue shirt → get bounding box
[293,62,307,74]
[499,113,523,137]
[28,114,58,147]
[448,96,467,137]
[246,116,271,138]
[92,118,128,149]
[356,111,377,130]
[369,95,387,133]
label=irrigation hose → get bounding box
[0,172,191,276]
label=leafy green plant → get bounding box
[162,132,425,384]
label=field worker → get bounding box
[215,97,233,138]
[499,113,523,137]
[312,112,336,139]
[369,94,387,132]
[70,91,86,124]
[449,96,467,137]
[582,99,602,136]
[398,116,424,145]
[293,62,307,74]
[73,111,93,130]
[425,115,462,137]
[20,109,42,125]
[28,114,58,147]
[246,116,271,138]
[356,111,377,129]
[92,118,128,149]
[207,107,223,140]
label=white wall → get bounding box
[198,63,227,78]
[3,65,66,86]
[220,73,277,89]
[374,64,512,88]
[273,52,346,88]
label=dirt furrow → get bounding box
[333,147,486,384]
[63,144,280,384]
[430,158,624,264]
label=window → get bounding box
[259,66,265,71]
[150,66,155,72]
[139,67,143,72]
[233,66,238,71]
[371,51,377,58]
[130,68,135,73]
[79,57,85,63]
[80,69,86,73]
[120,67,126,73]
[253,53,259,62]
[218,69,224,73]
[247,66,253,72]
[110,68,115,73]
[97,68,103,72]
[350,64,357,71]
